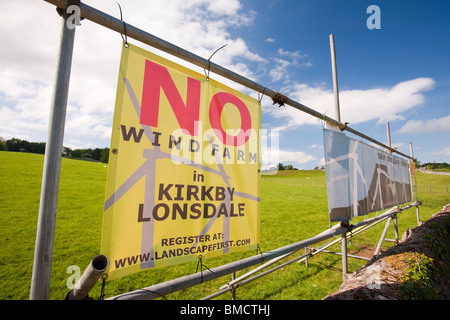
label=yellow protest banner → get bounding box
[101,43,260,280]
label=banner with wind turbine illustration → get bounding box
[101,43,260,280]
[323,128,412,222]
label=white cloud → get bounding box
[268,48,312,82]
[437,146,450,157]
[270,58,291,82]
[265,77,435,128]
[397,115,450,133]
[206,0,242,16]
[278,150,316,164]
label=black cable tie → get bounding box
[196,255,203,283]
[195,255,216,283]
[98,274,108,300]
[204,44,227,80]
[258,88,266,104]
[117,2,129,47]
[257,244,264,262]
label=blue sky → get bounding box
[0,0,449,168]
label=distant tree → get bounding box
[277,163,285,171]
[81,153,92,160]
[6,138,23,152]
[0,137,6,151]
[63,147,72,157]
[29,142,45,154]
[71,149,82,158]
[92,148,102,161]
[1,138,113,164]
[100,147,109,163]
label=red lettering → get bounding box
[140,59,201,135]
[209,92,251,146]
[140,59,253,146]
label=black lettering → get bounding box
[238,203,245,216]
[127,255,139,266]
[216,187,225,201]
[223,147,231,159]
[189,139,200,152]
[115,258,126,268]
[217,203,228,218]
[152,131,161,147]
[172,203,187,220]
[211,143,219,156]
[228,187,235,201]
[201,186,214,201]
[158,183,173,200]
[174,184,184,200]
[190,203,201,219]
[230,203,238,217]
[249,152,257,163]
[203,203,216,218]
[237,149,245,162]
[137,203,150,222]
[187,185,199,200]
[153,203,169,221]
[121,125,144,143]
[169,135,182,149]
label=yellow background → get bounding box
[101,43,260,280]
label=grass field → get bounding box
[0,151,448,300]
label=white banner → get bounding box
[323,129,411,222]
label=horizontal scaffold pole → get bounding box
[106,202,418,300]
[43,0,415,161]
[107,223,348,300]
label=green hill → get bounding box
[0,151,447,300]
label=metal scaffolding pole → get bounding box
[329,34,341,123]
[107,224,348,300]
[410,141,421,225]
[341,231,348,281]
[42,0,415,161]
[107,202,417,300]
[30,9,76,300]
[203,205,416,300]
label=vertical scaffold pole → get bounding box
[386,122,392,150]
[410,142,421,225]
[30,9,76,300]
[386,122,399,241]
[329,34,341,123]
[341,231,348,281]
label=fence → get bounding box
[35,0,420,300]
[421,183,449,194]
[106,201,419,300]
[262,176,327,188]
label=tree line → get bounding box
[420,162,450,170]
[0,137,109,163]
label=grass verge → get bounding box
[0,151,448,299]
